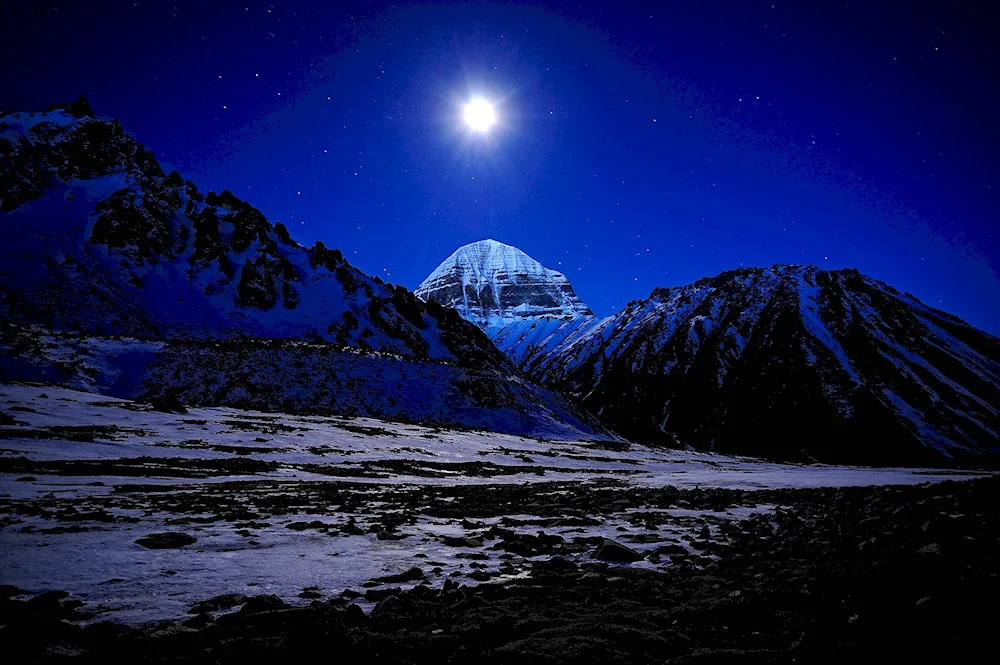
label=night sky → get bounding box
[2,1,998,333]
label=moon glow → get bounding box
[463,98,497,132]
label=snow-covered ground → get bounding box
[0,382,987,625]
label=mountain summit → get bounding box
[415,239,594,331]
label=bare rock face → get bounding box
[415,240,594,331]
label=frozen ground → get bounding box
[0,382,988,625]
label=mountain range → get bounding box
[417,241,1000,467]
[0,97,606,440]
[3,98,998,467]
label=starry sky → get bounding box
[2,0,998,333]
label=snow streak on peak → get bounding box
[415,239,594,331]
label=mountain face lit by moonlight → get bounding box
[2,1,1000,660]
[415,239,595,331]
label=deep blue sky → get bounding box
[3,0,998,333]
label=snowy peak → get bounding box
[415,239,594,330]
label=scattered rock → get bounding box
[135,532,197,549]
[442,535,484,548]
[189,594,248,614]
[376,529,406,541]
[373,567,424,584]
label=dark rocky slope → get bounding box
[508,265,1000,466]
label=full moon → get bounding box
[463,98,496,132]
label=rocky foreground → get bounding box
[4,473,998,663]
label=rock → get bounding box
[239,594,287,614]
[373,567,425,584]
[656,543,691,557]
[442,536,484,548]
[365,587,402,602]
[135,532,197,549]
[0,585,29,599]
[377,529,407,541]
[181,612,215,629]
[468,570,495,582]
[189,593,248,614]
[918,543,941,555]
[341,603,365,626]
[287,520,328,531]
[27,589,70,614]
[298,590,324,599]
[592,538,644,563]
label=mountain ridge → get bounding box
[0,99,611,440]
[415,239,1000,467]
[503,263,1000,466]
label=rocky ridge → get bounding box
[0,99,607,439]
[504,264,1000,466]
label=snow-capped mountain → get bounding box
[415,239,594,332]
[0,98,609,440]
[503,265,1000,466]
